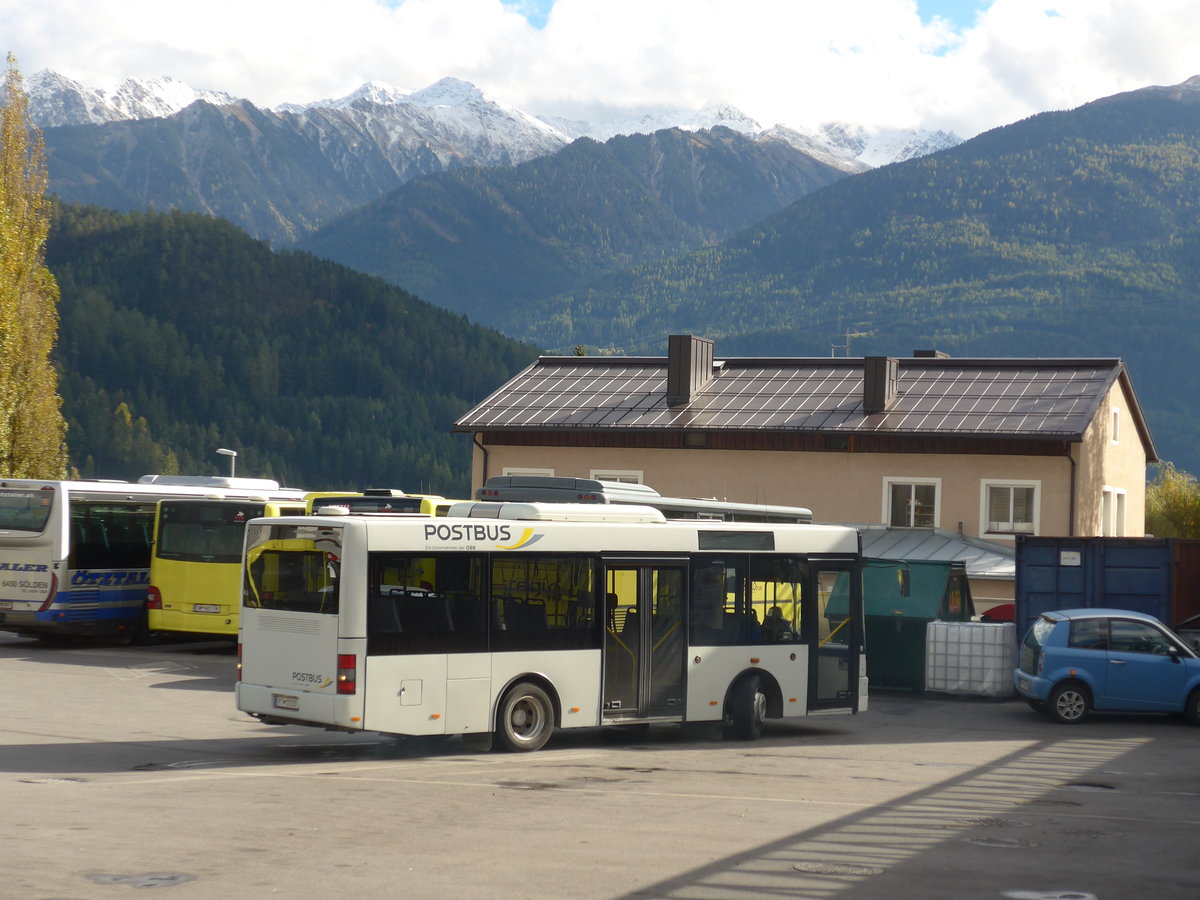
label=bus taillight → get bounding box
[337,654,357,694]
[146,585,163,610]
[236,643,242,682]
[36,573,58,612]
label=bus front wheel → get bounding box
[496,682,554,752]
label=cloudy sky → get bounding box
[1,0,1196,137]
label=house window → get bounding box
[590,470,643,484]
[1102,487,1127,536]
[884,478,940,528]
[982,481,1039,536]
[1111,407,1120,444]
[502,467,554,477]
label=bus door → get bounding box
[601,561,687,720]
[810,562,864,711]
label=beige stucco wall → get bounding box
[970,577,1014,609]
[1072,381,1148,536]
[471,441,1076,541]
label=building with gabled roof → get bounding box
[454,336,1156,607]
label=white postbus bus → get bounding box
[236,501,865,751]
[0,475,304,642]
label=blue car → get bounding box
[1014,608,1200,724]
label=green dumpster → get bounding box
[830,559,975,691]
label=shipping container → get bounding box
[1015,536,1200,638]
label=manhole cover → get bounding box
[91,873,195,888]
[962,837,1040,848]
[1054,829,1123,838]
[1027,798,1081,807]
[792,862,885,876]
[957,817,1032,828]
[496,781,561,791]
[17,777,86,784]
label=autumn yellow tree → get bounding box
[0,53,67,478]
[1145,462,1200,538]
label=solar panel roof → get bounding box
[455,353,1151,448]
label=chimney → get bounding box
[666,335,715,405]
[863,356,899,413]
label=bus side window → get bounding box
[750,556,806,644]
[503,597,547,630]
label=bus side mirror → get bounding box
[898,568,910,598]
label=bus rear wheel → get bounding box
[496,682,554,752]
[732,675,766,740]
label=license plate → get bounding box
[193,604,221,613]
[272,693,300,711]
[1018,678,1030,692]
[0,601,11,610]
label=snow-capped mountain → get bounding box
[287,77,571,175]
[818,121,962,167]
[27,70,960,169]
[28,70,237,128]
[30,69,960,245]
[535,101,958,170]
[539,99,762,142]
[276,80,414,112]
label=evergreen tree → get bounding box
[0,54,66,478]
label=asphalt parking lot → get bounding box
[2,631,1198,900]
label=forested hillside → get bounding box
[508,77,1200,470]
[297,127,849,326]
[46,203,539,494]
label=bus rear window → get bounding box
[157,501,266,563]
[244,524,342,614]
[311,496,423,514]
[0,487,54,533]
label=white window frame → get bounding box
[979,479,1040,539]
[882,477,941,528]
[501,467,555,477]
[1111,407,1120,445]
[1102,486,1127,536]
[589,469,643,484]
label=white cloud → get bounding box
[1,0,1197,136]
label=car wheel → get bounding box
[1186,688,1200,726]
[1049,682,1090,724]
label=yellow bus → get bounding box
[146,493,305,638]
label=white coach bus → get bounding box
[0,475,304,642]
[236,502,865,751]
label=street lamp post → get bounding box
[216,448,237,478]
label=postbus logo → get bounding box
[292,672,333,688]
[422,522,543,549]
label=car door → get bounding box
[1103,617,1190,711]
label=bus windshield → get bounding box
[156,500,267,564]
[244,523,343,614]
[0,486,55,533]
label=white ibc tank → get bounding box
[925,621,1016,697]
